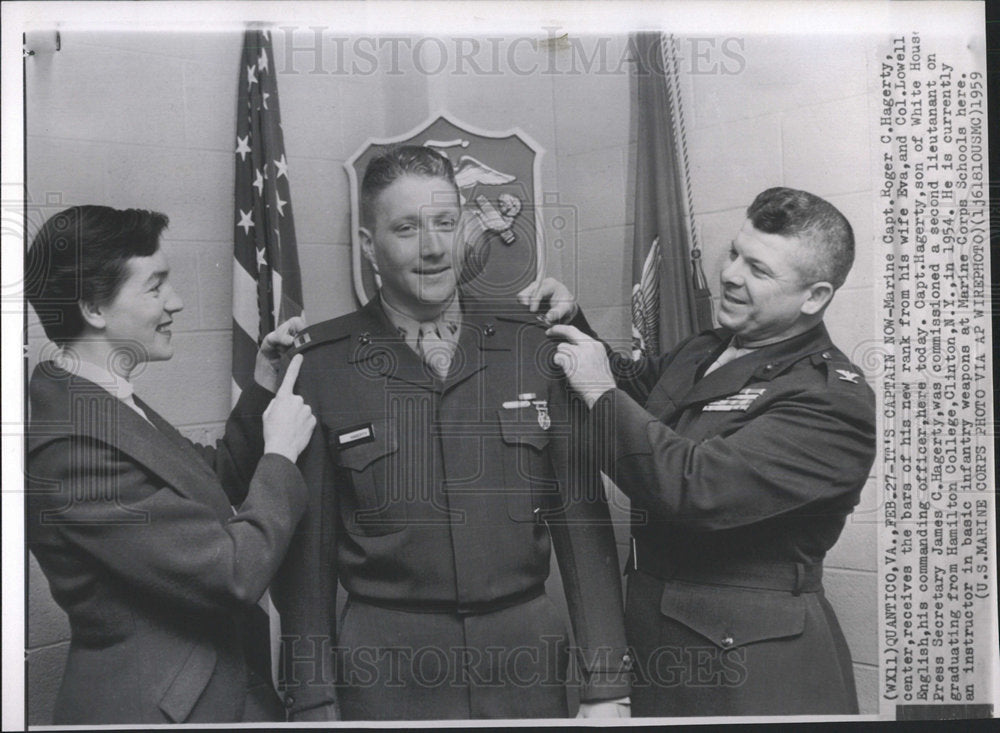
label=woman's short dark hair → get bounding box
[360,145,458,230]
[25,205,168,345]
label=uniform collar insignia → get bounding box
[835,369,860,384]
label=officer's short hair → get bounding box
[26,205,168,345]
[361,145,458,230]
[747,187,855,289]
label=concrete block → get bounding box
[827,190,876,291]
[26,41,187,148]
[782,94,872,198]
[26,137,109,206]
[826,508,878,573]
[551,35,631,157]
[27,553,70,649]
[182,59,238,152]
[441,72,557,162]
[299,242,356,322]
[691,34,869,128]
[133,330,232,427]
[556,146,628,232]
[584,304,631,346]
[277,72,346,161]
[825,285,877,365]
[195,242,235,331]
[156,241,203,332]
[693,206,745,296]
[571,226,631,310]
[854,663,879,714]
[339,77,390,152]
[688,114,783,214]
[26,642,70,726]
[823,568,877,666]
[70,30,241,62]
[100,146,233,244]
[290,158,351,246]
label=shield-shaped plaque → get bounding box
[345,113,544,305]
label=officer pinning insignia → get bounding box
[703,387,767,412]
[835,369,860,384]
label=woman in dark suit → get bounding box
[25,205,316,724]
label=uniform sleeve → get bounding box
[592,382,877,530]
[545,378,631,702]
[185,382,272,507]
[269,356,340,721]
[28,439,307,615]
[570,306,671,408]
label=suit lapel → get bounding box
[676,346,775,410]
[30,364,234,520]
[644,332,725,421]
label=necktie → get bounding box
[417,322,451,379]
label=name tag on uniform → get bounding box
[336,423,375,447]
[703,387,766,412]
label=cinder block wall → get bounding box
[24,31,878,721]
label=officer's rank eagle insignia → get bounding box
[835,369,860,384]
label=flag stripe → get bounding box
[232,261,261,340]
[231,318,259,392]
[232,27,304,407]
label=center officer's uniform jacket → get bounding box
[273,295,630,720]
[589,321,876,716]
[27,363,307,725]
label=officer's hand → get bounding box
[517,277,578,324]
[254,315,308,392]
[263,355,316,462]
[546,324,616,408]
[577,697,631,718]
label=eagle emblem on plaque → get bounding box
[346,114,544,305]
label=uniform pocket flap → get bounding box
[659,582,806,649]
[158,641,218,723]
[335,418,398,471]
[497,408,550,451]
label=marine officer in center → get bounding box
[272,146,631,721]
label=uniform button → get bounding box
[763,363,774,372]
[720,635,735,649]
[821,351,831,359]
[358,332,371,345]
[284,695,295,708]
[622,653,632,667]
[484,323,496,337]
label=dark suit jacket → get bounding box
[26,362,308,725]
[273,296,629,719]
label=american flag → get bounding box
[231,28,303,403]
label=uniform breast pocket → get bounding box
[333,418,406,536]
[497,408,557,523]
